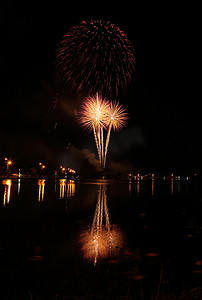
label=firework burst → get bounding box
[78,94,128,169]
[107,101,129,131]
[55,19,135,98]
[79,94,110,132]
[79,94,110,166]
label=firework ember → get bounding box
[56,19,135,98]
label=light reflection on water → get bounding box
[127,177,196,198]
[59,179,75,200]
[38,179,45,202]
[2,179,12,206]
[2,177,195,206]
[1,177,201,212]
[18,178,21,195]
[1,178,76,206]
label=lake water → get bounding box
[0,177,202,299]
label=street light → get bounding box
[5,158,12,170]
[39,163,45,170]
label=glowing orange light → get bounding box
[38,179,45,202]
[59,179,66,199]
[67,180,75,198]
[152,179,154,196]
[129,179,131,194]
[5,158,13,169]
[171,178,174,195]
[2,179,12,206]
[137,179,140,195]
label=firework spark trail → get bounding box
[97,123,101,166]
[103,101,129,168]
[92,123,101,166]
[101,126,104,164]
[56,19,135,99]
[78,94,110,168]
[103,122,112,169]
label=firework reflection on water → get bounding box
[79,184,125,265]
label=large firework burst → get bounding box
[56,20,135,98]
[78,94,128,169]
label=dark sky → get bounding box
[1,1,200,175]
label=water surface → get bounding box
[0,178,202,299]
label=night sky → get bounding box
[1,2,200,176]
